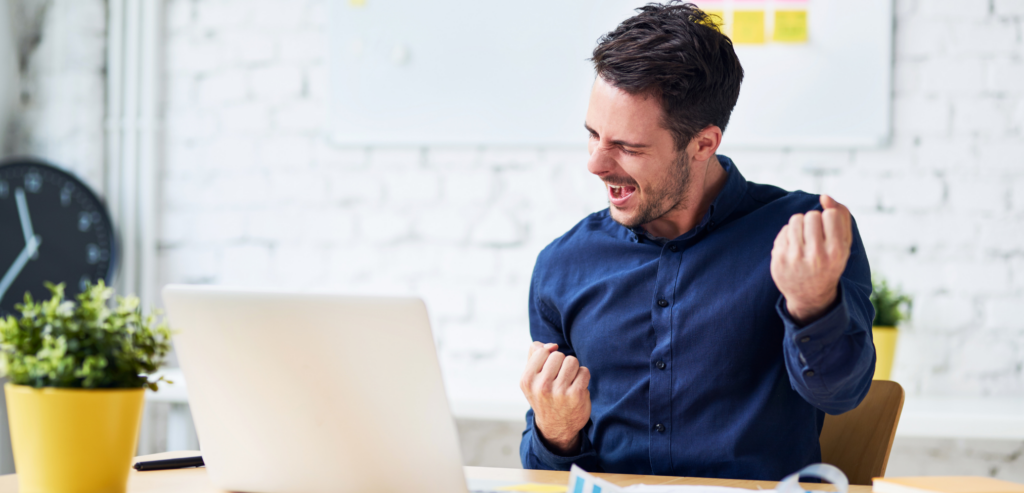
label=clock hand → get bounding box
[14,188,36,246]
[0,236,41,306]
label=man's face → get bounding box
[585,77,690,230]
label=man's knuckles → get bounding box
[521,375,541,397]
[540,351,565,371]
[575,367,592,387]
[804,211,822,229]
[785,245,801,264]
[821,209,840,228]
[572,385,590,399]
[824,242,844,259]
[532,379,555,395]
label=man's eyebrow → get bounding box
[584,123,650,148]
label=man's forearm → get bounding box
[784,285,839,327]
[537,426,583,456]
[521,411,599,471]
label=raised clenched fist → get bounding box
[770,194,853,325]
[520,341,592,454]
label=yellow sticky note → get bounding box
[774,10,808,42]
[349,0,366,6]
[732,10,765,44]
[704,10,727,34]
[496,484,569,493]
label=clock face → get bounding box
[0,160,117,317]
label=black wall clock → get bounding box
[0,158,118,317]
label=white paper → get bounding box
[569,466,769,493]
[625,486,776,493]
[622,485,843,493]
[567,463,848,493]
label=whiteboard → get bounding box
[328,0,892,148]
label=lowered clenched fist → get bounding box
[770,194,853,325]
[520,341,591,454]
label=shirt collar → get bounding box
[700,154,746,231]
[625,154,747,243]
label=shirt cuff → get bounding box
[529,426,595,469]
[776,282,851,357]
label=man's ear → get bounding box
[688,125,723,163]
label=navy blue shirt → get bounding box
[520,156,875,480]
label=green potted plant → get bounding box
[869,278,911,380]
[0,281,171,493]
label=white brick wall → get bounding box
[6,0,107,192]
[888,437,1024,481]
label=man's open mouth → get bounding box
[608,184,637,206]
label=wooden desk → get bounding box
[0,451,871,493]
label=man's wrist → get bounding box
[536,425,583,455]
[785,287,839,326]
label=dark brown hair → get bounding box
[591,2,744,149]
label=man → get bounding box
[519,2,875,480]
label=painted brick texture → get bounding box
[6,0,106,192]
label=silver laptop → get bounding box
[162,285,468,493]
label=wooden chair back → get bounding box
[819,379,905,485]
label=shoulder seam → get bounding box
[744,187,772,205]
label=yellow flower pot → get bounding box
[5,383,145,493]
[872,326,898,380]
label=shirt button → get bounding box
[657,299,669,307]
[804,370,815,377]
[800,336,810,343]
[656,360,666,370]
[654,423,666,433]
[668,245,678,252]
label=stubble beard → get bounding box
[609,152,691,230]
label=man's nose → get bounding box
[587,145,616,177]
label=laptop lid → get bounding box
[162,285,468,493]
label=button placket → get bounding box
[649,243,680,475]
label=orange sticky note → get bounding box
[732,10,765,44]
[774,10,808,42]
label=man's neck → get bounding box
[642,154,729,240]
